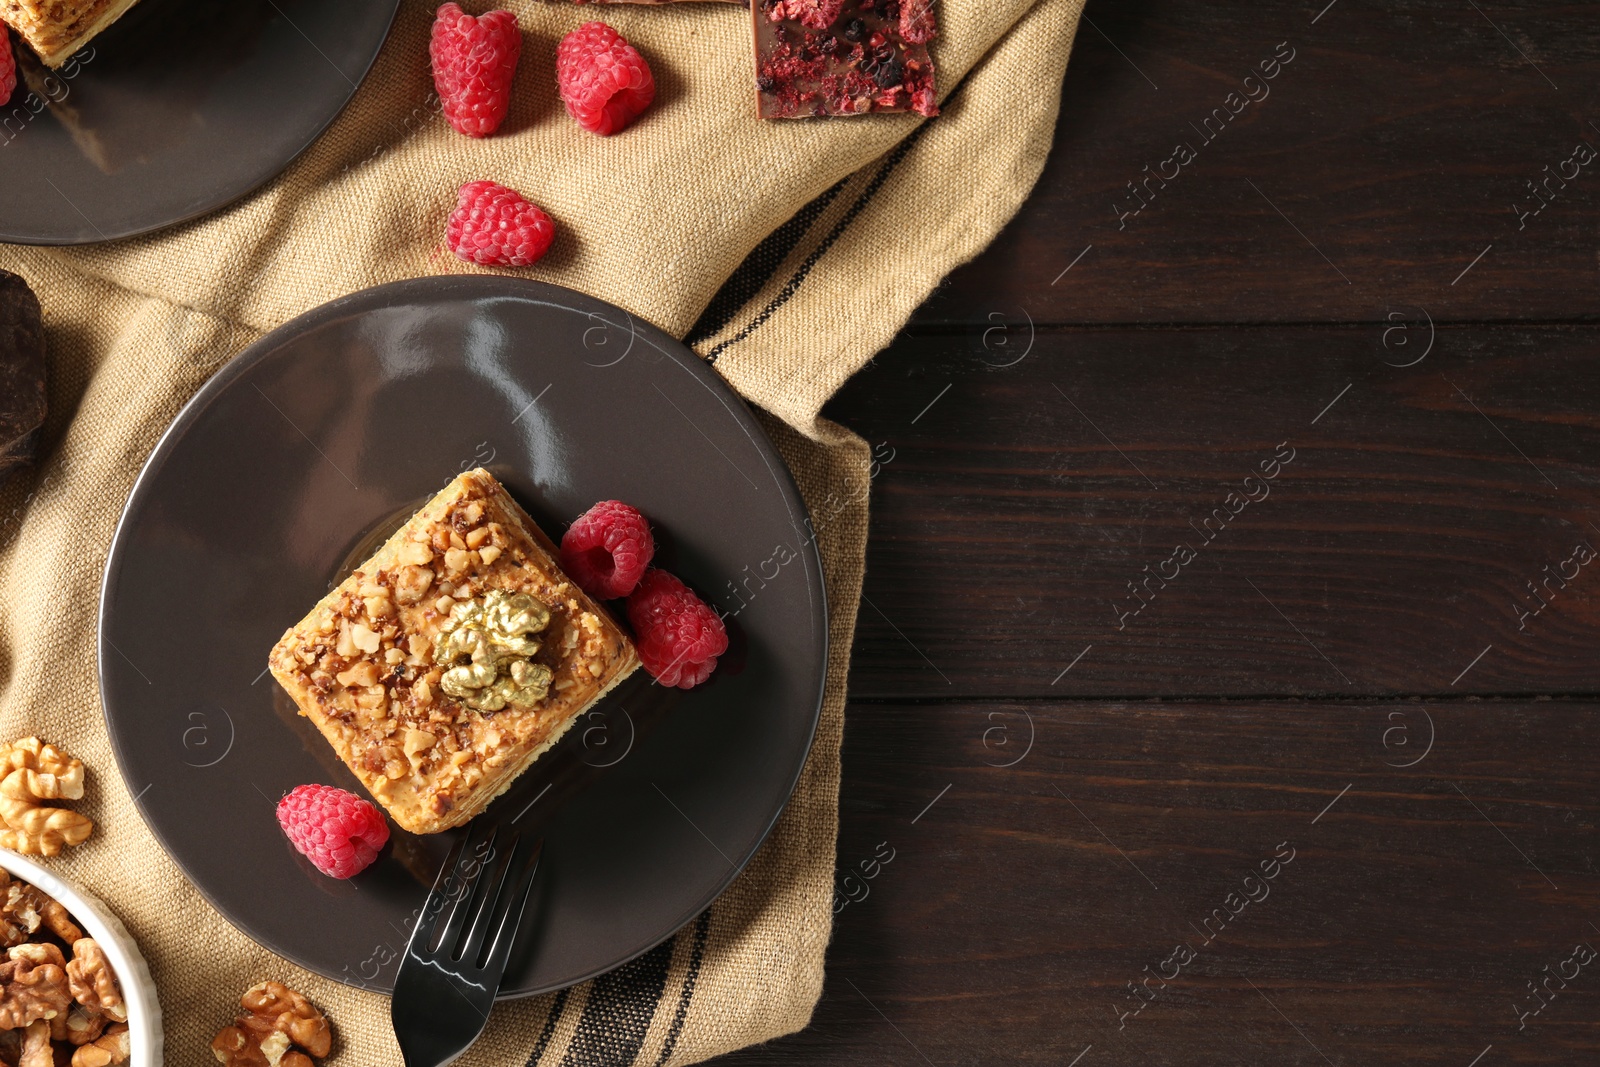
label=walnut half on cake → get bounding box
[1,0,144,67]
[268,469,639,835]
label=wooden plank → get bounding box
[827,324,1600,697]
[912,0,1600,327]
[716,699,1600,1066]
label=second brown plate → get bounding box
[0,0,399,244]
[96,277,828,996]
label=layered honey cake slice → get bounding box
[269,469,640,834]
[2,0,144,67]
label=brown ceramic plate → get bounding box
[0,0,399,245]
[97,277,828,996]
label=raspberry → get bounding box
[556,22,656,136]
[626,569,729,689]
[447,180,556,267]
[561,500,655,600]
[0,28,14,109]
[276,784,390,879]
[430,3,522,138]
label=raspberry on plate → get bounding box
[0,28,15,109]
[556,21,656,136]
[276,783,390,879]
[430,3,522,138]
[562,500,655,600]
[447,180,556,268]
[626,569,729,689]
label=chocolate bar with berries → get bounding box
[753,0,937,118]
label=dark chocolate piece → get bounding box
[753,0,937,118]
[0,271,47,487]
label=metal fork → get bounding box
[391,820,543,1066]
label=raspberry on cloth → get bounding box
[430,2,523,137]
[556,21,657,135]
[446,181,556,267]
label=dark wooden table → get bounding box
[719,1,1600,1063]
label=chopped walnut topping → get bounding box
[394,565,433,605]
[348,624,381,655]
[403,729,436,764]
[334,662,379,689]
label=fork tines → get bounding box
[392,820,542,1067]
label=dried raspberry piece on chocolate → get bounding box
[898,0,936,44]
[768,0,845,31]
[753,0,938,119]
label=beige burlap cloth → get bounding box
[0,0,1082,1061]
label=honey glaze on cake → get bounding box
[268,470,638,834]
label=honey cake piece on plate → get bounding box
[1,0,145,67]
[268,469,640,835]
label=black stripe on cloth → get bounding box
[525,986,573,1067]
[701,116,938,366]
[686,179,848,348]
[652,910,713,1067]
[558,938,677,1067]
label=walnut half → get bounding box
[66,940,126,1023]
[0,940,72,1029]
[0,737,93,857]
[69,1024,129,1067]
[211,981,330,1066]
[0,869,82,949]
[17,1019,50,1067]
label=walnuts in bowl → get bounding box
[0,871,128,1066]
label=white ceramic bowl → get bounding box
[0,851,162,1065]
